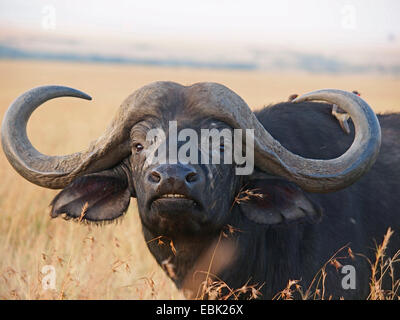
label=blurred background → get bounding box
[0,0,399,300]
[1,0,400,73]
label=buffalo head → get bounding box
[1,81,381,239]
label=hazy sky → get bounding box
[1,0,399,48]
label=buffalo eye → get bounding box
[134,143,144,153]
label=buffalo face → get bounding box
[130,118,241,236]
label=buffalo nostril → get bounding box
[185,172,198,183]
[149,171,161,183]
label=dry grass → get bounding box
[274,228,400,300]
[0,59,399,300]
[367,228,400,300]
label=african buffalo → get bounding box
[2,82,399,299]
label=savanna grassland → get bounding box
[0,59,399,299]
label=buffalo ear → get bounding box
[239,172,322,225]
[50,169,132,223]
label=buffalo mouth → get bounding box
[149,193,202,214]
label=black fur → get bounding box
[51,101,400,299]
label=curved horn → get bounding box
[283,89,381,192]
[190,84,381,193]
[1,86,131,189]
[250,89,381,192]
[2,83,382,194]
